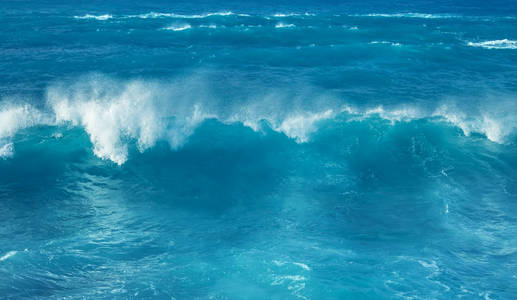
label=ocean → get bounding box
[1,0,517,298]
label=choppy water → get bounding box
[1,0,517,299]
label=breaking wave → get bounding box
[1,75,516,165]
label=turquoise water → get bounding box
[1,1,517,299]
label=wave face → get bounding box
[2,1,517,299]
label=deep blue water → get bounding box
[1,0,517,299]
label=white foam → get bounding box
[47,78,211,165]
[0,104,44,139]
[275,23,296,29]
[164,24,192,31]
[275,109,334,142]
[467,39,517,49]
[49,80,165,164]
[74,14,113,21]
[271,275,306,285]
[273,260,311,271]
[199,24,218,29]
[134,11,237,19]
[366,106,421,122]
[0,103,49,159]
[292,262,311,271]
[2,75,515,165]
[432,104,516,143]
[0,142,14,158]
[272,13,314,18]
[355,13,456,19]
[0,251,16,261]
[273,13,292,17]
[370,41,402,47]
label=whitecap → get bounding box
[74,14,113,21]
[199,24,218,29]
[369,40,402,47]
[274,109,334,142]
[273,260,311,271]
[0,104,45,139]
[0,75,513,166]
[467,39,517,49]
[272,12,314,18]
[134,11,237,19]
[47,77,211,165]
[164,24,192,31]
[432,104,516,144]
[292,262,311,271]
[0,142,14,158]
[275,23,295,29]
[0,251,17,261]
[354,12,457,19]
